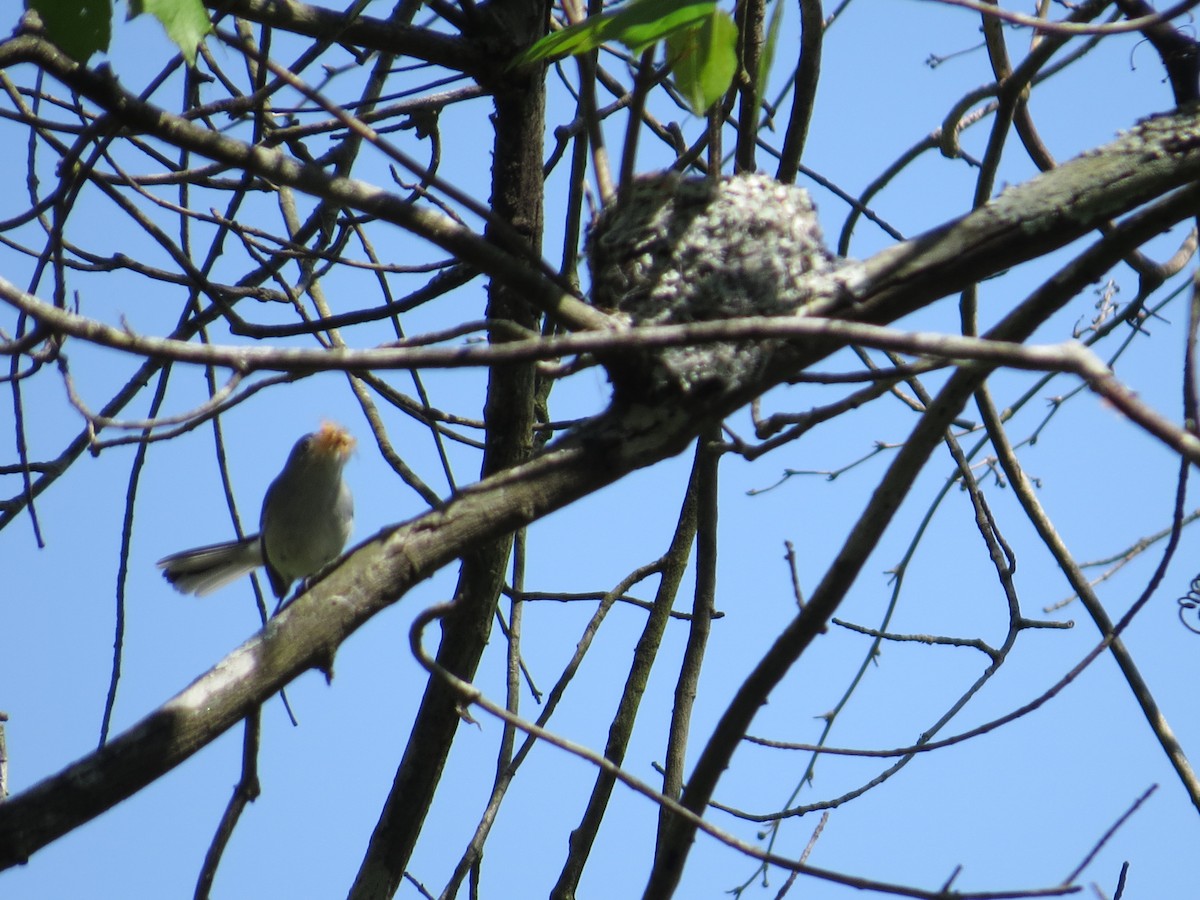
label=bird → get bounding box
[157,422,355,599]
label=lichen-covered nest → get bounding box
[587,173,838,398]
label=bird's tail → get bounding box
[156,537,263,596]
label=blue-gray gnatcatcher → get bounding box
[157,423,355,598]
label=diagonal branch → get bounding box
[0,32,609,334]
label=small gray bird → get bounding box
[157,423,355,598]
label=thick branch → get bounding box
[348,27,551,894]
[845,106,1200,321]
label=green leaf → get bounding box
[665,9,737,114]
[514,16,611,65]
[26,0,112,63]
[128,0,212,67]
[515,0,715,66]
[608,0,716,54]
